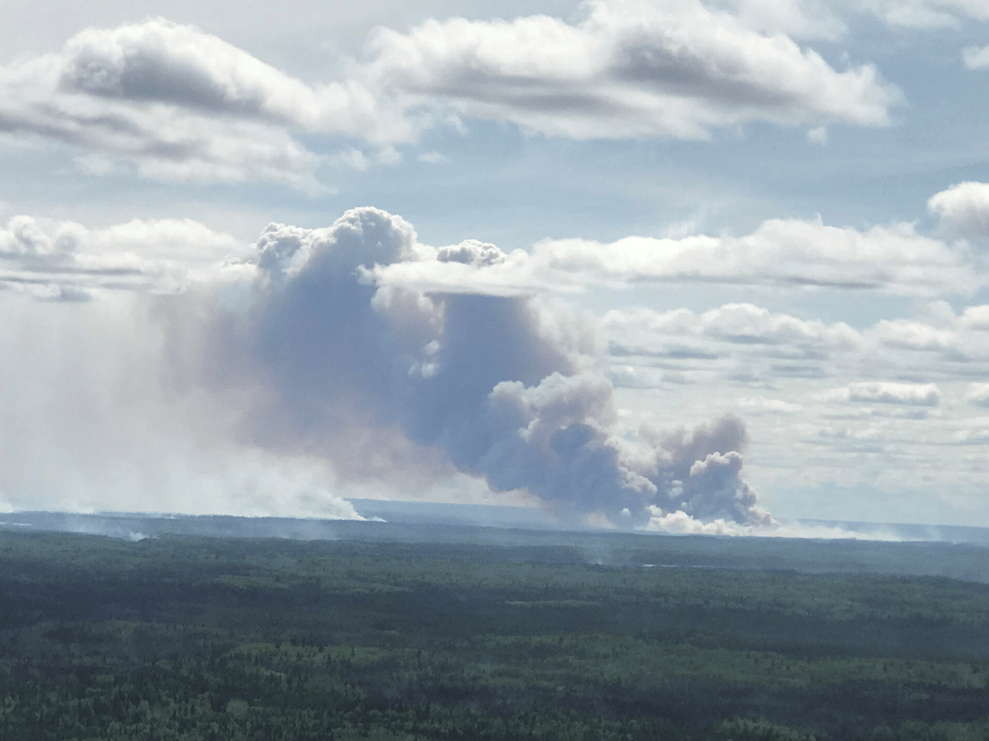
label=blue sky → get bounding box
[3,0,989,535]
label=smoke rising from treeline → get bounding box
[157,207,771,529]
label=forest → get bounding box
[2,526,989,740]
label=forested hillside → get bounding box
[2,530,989,740]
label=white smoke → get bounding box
[645,508,906,541]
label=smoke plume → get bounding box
[158,207,771,529]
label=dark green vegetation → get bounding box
[2,530,989,740]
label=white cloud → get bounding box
[712,0,847,40]
[818,405,935,421]
[0,214,250,297]
[959,305,989,330]
[699,304,857,347]
[868,319,958,352]
[840,305,989,373]
[594,304,870,389]
[0,7,904,189]
[813,424,885,442]
[0,18,401,189]
[966,383,989,407]
[928,181,989,237]
[57,20,332,127]
[951,419,989,444]
[609,365,680,389]
[736,396,804,414]
[370,216,977,297]
[963,45,989,69]
[365,0,899,141]
[531,219,971,294]
[602,303,861,358]
[840,381,942,406]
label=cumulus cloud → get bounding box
[530,219,972,294]
[736,396,804,414]
[436,239,507,267]
[959,305,989,330]
[598,299,989,400]
[837,304,989,374]
[0,18,399,188]
[0,214,249,298]
[837,381,942,406]
[868,319,959,353]
[830,305,989,374]
[928,182,989,237]
[55,20,365,131]
[604,303,861,353]
[0,3,902,186]
[365,0,898,140]
[150,207,769,529]
[813,425,884,443]
[371,216,979,297]
[596,303,863,386]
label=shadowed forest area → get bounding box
[2,529,989,740]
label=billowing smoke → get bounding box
[158,207,771,529]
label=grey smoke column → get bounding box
[160,207,769,527]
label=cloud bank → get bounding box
[0,18,395,188]
[365,0,898,140]
[0,2,902,187]
[370,216,979,297]
[0,214,249,299]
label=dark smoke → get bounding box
[157,207,770,528]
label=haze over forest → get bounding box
[4,0,989,536]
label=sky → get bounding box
[3,0,989,535]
